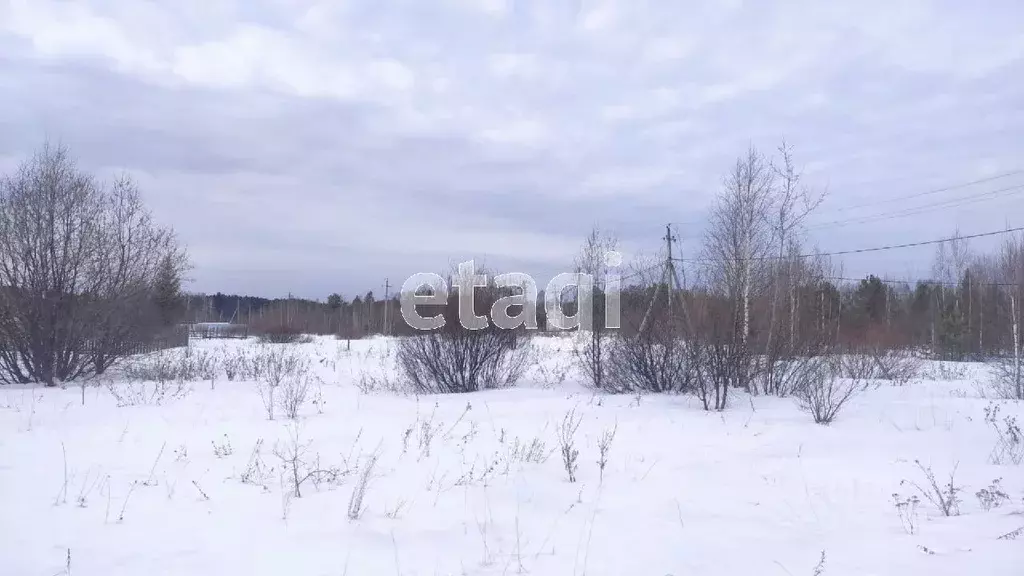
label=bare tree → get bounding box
[990,233,1024,399]
[0,143,188,386]
[91,177,189,374]
[573,226,618,390]
[701,146,775,391]
[762,142,826,394]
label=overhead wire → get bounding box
[805,184,1024,231]
[809,169,1024,216]
[670,169,1024,236]
[820,275,1019,288]
[668,225,1024,264]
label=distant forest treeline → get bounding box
[184,291,398,339]
[185,251,1024,363]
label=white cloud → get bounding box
[0,0,1022,296]
[478,119,549,146]
[579,2,619,32]
[449,0,509,18]
[641,37,695,63]
[488,53,539,78]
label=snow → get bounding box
[1,336,1022,576]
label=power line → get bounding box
[810,169,1024,217]
[801,226,1024,259]
[670,225,1024,264]
[617,262,663,283]
[805,184,1024,231]
[670,170,1024,235]
[822,275,1019,288]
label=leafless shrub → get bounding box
[902,460,963,517]
[398,325,531,394]
[839,352,876,381]
[347,448,381,520]
[234,346,267,381]
[892,492,921,535]
[397,274,532,394]
[258,382,277,420]
[984,403,1023,465]
[123,352,180,384]
[530,352,572,390]
[256,344,308,386]
[688,295,759,411]
[975,478,1010,511]
[105,375,191,407]
[280,373,311,420]
[596,423,617,485]
[921,362,970,381]
[417,405,440,460]
[840,347,921,386]
[311,377,326,414]
[504,435,552,467]
[454,456,500,487]
[604,262,692,395]
[254,344,308,421]
[758,350,831,398]
[692,339,744,412]
[257,324,312,344]
[557,408,582,483]
[606,331,690,394]
[220,345,242,381]
[873,349,922,385]
[271,424,342,498]
[354,342,409,394]
[114,347,218,398]
[211,434,233,458]
[989,354,1024,400]
[795,357,860,424]
[239,439,274,490]
[184,348,220,389]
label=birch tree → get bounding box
[574,226,618,390]
[762,141,825,394]
[992,233,1024,398]
[701,146,774,391]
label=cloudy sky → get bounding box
[1,0,1022,299]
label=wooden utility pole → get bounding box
[639,224,690,333]
[383,278,391,336]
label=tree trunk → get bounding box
[791,283,798,349]
[979,285,984,355]
[1012,293,1021,399]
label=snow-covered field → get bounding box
[1,336,1022,576]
